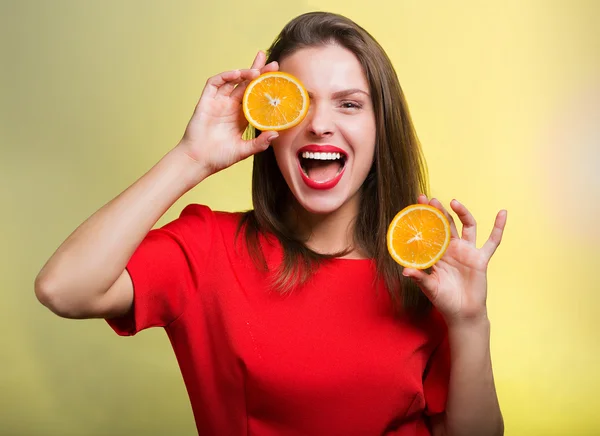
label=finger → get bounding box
[238,131,279,159]
[417,193,428,204]
[216,68,261,98]
[259,60,279,74]
[481,210,507,260]
[223,51,265,99]
[201,70,243,99]
[450,199,477,244]
[229,61,280,102]
[402,268,439,303]
[429,198,459,239]
[251,50,266,70]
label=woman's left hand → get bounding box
[402,195,507,328]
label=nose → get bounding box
[306,102,334,138]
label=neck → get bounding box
[287,193,367,259]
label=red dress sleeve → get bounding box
[105,204,215,336]
[423,334,451,415]
[423,309,451,416]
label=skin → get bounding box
[271,45,376,256]
[35,45,505,435]
[274,45,506,435]
[405,196,507,436]
[34,52,280,319]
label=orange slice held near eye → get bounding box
[243,73,450,269]
[242,72,310,131]
[387,204,451,270]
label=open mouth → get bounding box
[298,147,348,189]
[298,150,347,183]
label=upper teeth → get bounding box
[301,152,343,160]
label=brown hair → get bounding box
[238,11,431,315]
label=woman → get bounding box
[35,11,506,435]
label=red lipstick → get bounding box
[297,144,347,190]
[297,144,347,155]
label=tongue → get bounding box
[305,160,342,182]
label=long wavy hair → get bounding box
[238,11,431,315]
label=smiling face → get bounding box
[271,44,377,217]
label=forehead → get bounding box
[278,44,369,95]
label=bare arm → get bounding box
[35,52,279,320]
[34,149,203,319]
[403,196,507,436]
[430,319,504,436]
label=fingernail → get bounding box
[267,133,279,142]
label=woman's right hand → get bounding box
[177,50,279,180]
[34,53,282,320]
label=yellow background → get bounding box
[2,1,599,434]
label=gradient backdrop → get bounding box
[1,1,599,435]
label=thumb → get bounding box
[403,268,438,302]
[239,131,278,159]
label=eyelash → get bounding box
[340,101,362,109]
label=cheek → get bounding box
[271,132,297,173]
[345,118,376,158]
[274,128,296,146]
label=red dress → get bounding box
[107,204,450,435]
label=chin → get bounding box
[290,180,359,216]
[276,149,363,217]
[295,196,346,215]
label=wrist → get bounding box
[166,145,212,191]
[446,315,492,362]
[445,311,490,333]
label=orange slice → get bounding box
[242,71,309,131]
[387,204,451,269]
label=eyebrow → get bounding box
[307,89,370,99]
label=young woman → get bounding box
[35,11,506,436]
